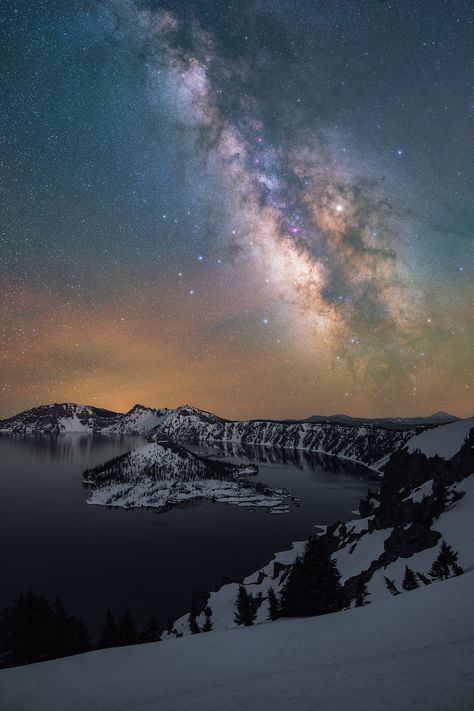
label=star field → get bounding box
[1,0,473,419]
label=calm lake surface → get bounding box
[0,435,377,637]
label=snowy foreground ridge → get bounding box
[1,419,473,710]
[0,558,472,709]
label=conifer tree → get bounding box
[402,566,419,591]
[384,576,400,595]
[234,585,257,626]
[74,616,91,654]
[142,616,161,643]
[202,607,213,632]
[188,614,201,634]
[53,598,69,658]
[354,578,370,607]
[117,608,138,645]
[429,541,463,580]
[99,609,117,648]
[432,480,449,518]
[267,587,281,620]
[280,535,344,618]
[417,572,432,586]
[0,592,90,668]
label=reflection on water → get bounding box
[0,434,375,638]
[190,440,379,480]
[3,433,142,463]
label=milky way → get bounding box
[1,0,473,418]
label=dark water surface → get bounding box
[0,435,376,636]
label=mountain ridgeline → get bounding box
[1,402,458,468]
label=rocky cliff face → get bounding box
[149,406,415,468]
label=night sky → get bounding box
[1,0,473,419]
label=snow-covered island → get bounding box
[82,440,288,512]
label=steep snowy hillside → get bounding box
[0,553,472,710]
[405,416,474,458]
[0,403,121,435]
[82,441,287,512]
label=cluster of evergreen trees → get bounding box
[234,534,371,627]
[235,533,464,630]
[98,609,162,648]
[234,586,261,626]
[0,591,90,669]
[279,536,345,617]
[384,540,463,596]
[188,607,214,634]
[0,592,169,670]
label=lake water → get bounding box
[0,435,377,638]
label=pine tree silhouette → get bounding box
[384,576,400,595]
[417,572,432,586]
[202,607,213,632]
[267,587,281,620]
[142,616,161,643]
[280,535,344,617]
[429,541,463,580]
[354,578,370,607]
[432,480,449,518]
[188,614,201,634]
[402,566,419,591]
[74,616,91,654]
[53,598,69,658]
[99,609,117,649]
[0,591,90,668]
[117,609,138,645]
[234,585,257,626]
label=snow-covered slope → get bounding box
[0,561,472,711]
[0,403,121,435]
[82,441,286,512]
[102,404,171,436]
[405,416,474,459]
